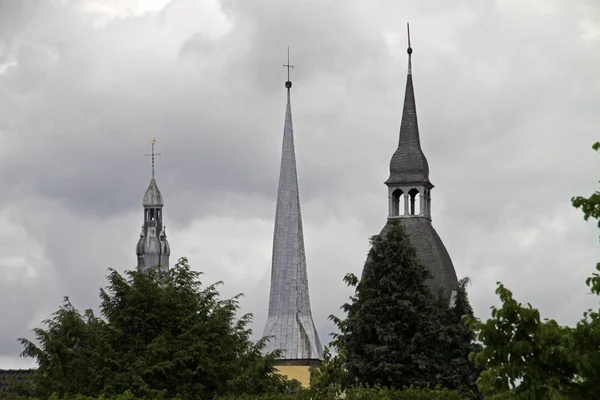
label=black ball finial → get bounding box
[285,81,292,89]
[407,47,413,55]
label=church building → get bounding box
[261,56,324,388]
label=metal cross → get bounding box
[283,46,294,82]
[145,138,161,174]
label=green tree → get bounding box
[467,141,600,399]
[18,258,288,399]
[330,221,481,395]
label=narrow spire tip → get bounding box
[406,23,413,75]
[283,46,294,89]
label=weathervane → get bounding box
[145,138,161,176]
[283,46,294,89]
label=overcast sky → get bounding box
[1,0,599,368]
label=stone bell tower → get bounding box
[136,138,170,274]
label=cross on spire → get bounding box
[283,46,294,89]
[145,138,161,177]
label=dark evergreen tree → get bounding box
[434,278,483,397]
[330,221,480,395]
[18,257,289,399]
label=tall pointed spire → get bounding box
[262,50,323,370]
[137,138,170,273]
[376,25,458,298]
[386,23,430,186]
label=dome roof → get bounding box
[379,218,458,297]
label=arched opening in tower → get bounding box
[392,189,403,216]
[409,188,420,215]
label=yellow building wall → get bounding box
[275,365,311,388]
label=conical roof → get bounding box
[262,82,323,361]
[143,176,164,207]
[385,46,431,186]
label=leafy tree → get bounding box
[467,141,600,399]
[329,221,481,395]
[307,346,352,397]
[18,257,289,399]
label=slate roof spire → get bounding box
[136,138,170,274]
[376,25,459,298]
[261,49,324,362]
[386,23,431,186]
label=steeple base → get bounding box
[274,359,322,388]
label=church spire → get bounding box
[375,25,458,298]
[386,23,431,189]
[262,50,323,367]
[385,23,433,219]
[136,138,170,273]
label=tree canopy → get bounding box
[18,258,288,399]
[467,141,600,399]
[329,221,481,396]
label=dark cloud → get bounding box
[0,0,599,367]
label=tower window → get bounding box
[392,189,403,216]
[409,188,420,215]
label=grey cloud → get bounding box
[1,0,599,367]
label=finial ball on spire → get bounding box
[407,47,413,55]
[285,81,292,89]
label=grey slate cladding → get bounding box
[0,369,34,394]
[261,88,324,361]
[380,218,458,297]
[376,52,459,298]
[386,71,431,186]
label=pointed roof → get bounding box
[262,74,323,361]
[143,176,164,207]
[142,138,164,207]
[385,29,431,186]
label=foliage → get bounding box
[0,386,466,400]
[308,346,353,396]
[467,284,576,399]
[329,221,481,397]
[17,258,289,400]
[218,385,466,399]
[467,141,600,399]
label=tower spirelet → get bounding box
[262,49,323,376]
[136,138,170,273]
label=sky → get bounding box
[1,0,599,368]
